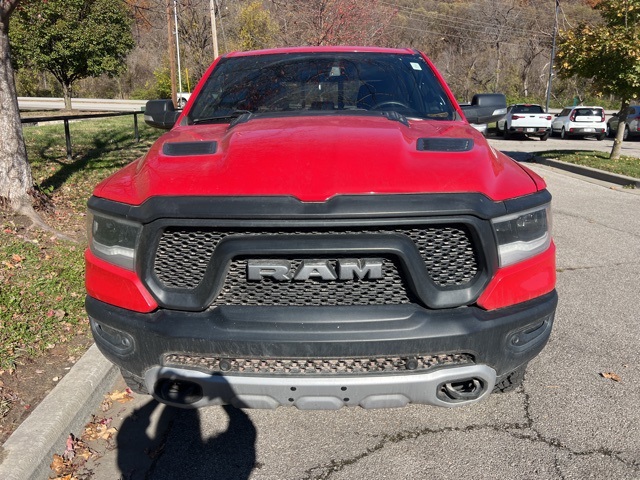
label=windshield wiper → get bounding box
[191,109,252,125]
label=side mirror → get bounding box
[144,100,180,129]
[460,93,507,124]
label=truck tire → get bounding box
[120,368,149,395]
[493,363,528,393]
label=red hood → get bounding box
[94,115,541,205]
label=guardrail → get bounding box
[21,111,143,160]
[18,97,147,112]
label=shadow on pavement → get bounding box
[499,151,535,162]
[116,384,257,480]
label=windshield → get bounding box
[512,105,544,114]
[188,52,456,123]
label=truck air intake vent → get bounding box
[162,141,217,156]
[163,353,475,375]
[417,138,473,152]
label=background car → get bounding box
[551,106,606,140]
[606,105,640,140]
[497,104,552,140]
[471,123,488,136]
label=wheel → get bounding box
[540,132,549,141]
[493,363,528,393]
[596,133,605,141]
[560,127,567,139]
[120,368,149,395]
[503,127,510,139]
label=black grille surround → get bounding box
[137,216,497,311]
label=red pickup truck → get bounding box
[86,47,557,410]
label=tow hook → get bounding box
[437,378,486,403]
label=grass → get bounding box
[536,150,640,180]
[0,115,161,370]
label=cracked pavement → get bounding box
[83,164,640,480]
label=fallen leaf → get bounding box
[600,372,622,382]
[107,388,134,404]
[50,454,72,476]
[11,254,23,263]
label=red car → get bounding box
[86,47,556,409]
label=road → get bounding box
[80,160,640,480]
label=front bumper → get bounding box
[87,290,557,408]
[509,127,550,135]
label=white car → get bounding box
[551,106,606,140]
[497,104,552,140]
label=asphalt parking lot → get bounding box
[73,152,640,480]
[487,131,640,160]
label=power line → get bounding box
[379,1,552,39]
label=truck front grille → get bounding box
[153,226,479,297]
[216,258,414,306]
[163,353,475,375]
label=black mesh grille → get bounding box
[154,226,478,287]
[163,353,474,375]
[153,226,479,304]
[217,258,413,306]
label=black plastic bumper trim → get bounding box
[87,290,557,381]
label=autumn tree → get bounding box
[557,0,640,159]
[0,0,35,219]
[272,0,396,47]
[237,1,278,51]
[9,0,135,109]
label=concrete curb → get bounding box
[0,344,118,480]
[533,156,640,189]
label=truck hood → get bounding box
[94,115,542,205]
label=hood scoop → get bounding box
[417,138,474,152]
[163,141,217,156]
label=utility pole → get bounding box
[166,0,177,107]
[210,0,219,59]
[545,0,559,113]
[173,0,183,97]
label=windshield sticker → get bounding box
[410,62,422,70]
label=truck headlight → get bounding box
[492,204,551,267]
[88,211,141,271]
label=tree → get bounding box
[0,0,35,218]
[237,1,278,51]
[9,0,135,109]
[272,0,396,47]
[557,0,640,159]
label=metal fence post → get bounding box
[64,119,72,160]
[133,112,140,142]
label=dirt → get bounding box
[0,335,93,445]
